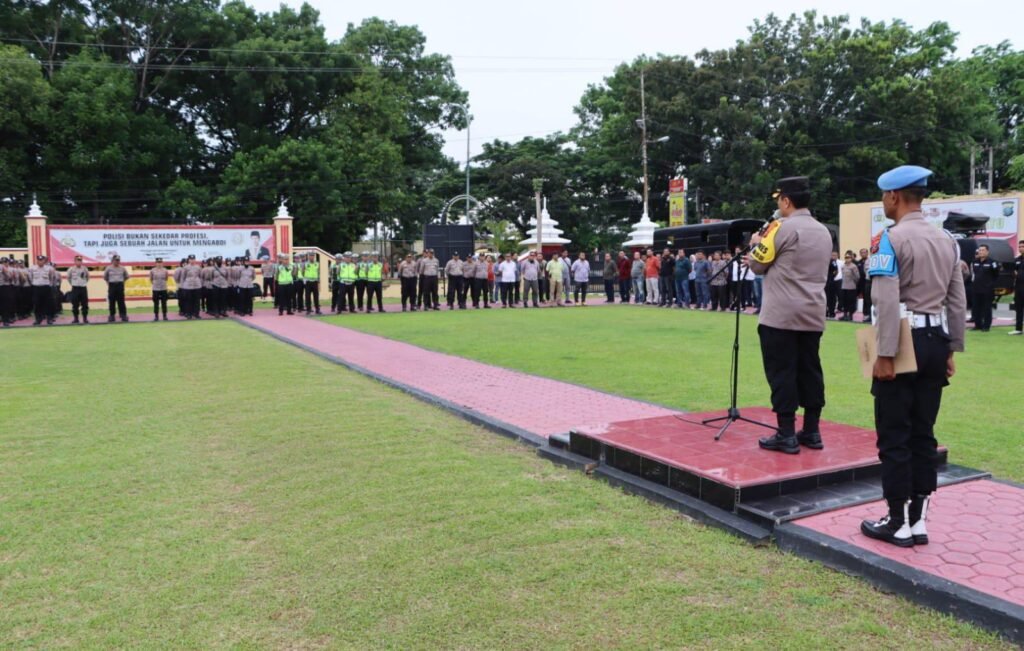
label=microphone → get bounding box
[758,210,781,237]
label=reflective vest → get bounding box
[303,261,319,281]
[367,263,383,282]
[339,263,357,282]
[276,264,294,283]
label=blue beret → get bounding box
[878,165,933,191]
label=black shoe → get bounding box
[83,317,89,324]
[287,311,294,315]
[796,430,824,450]
[121,316,129,322]
[758,432,799,454]
[154,315,160,321]
[72,318,79,324]
[108,316,115,323]
[33,321,41,326]
[861,513,914,548]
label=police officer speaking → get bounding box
[860,165,967,547]
[747,176,833,454]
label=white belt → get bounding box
[871,304,949,333]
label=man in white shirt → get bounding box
[497,254,519,307]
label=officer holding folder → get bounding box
[860,165,967,547]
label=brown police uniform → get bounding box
[748,190,833,451]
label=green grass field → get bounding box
[325,306,1024,483]
[0,322,1011,648]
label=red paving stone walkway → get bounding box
[237,313,1024,625]
[798,480,1024,607]
[240,313,677,437]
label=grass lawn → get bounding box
[325,306,1024,484]
[0,323,1009,648]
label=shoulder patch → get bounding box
[869,231,883,255]
[750,220,782,265]
[868,230,898,278]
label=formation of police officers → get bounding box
[748,168,966,548]
[263,251,385,316]
[170,255,258,320]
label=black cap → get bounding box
[155,257,163,262]
[772,176,810,200]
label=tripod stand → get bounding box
[701,256,778,441]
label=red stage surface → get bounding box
[573,407,887,489]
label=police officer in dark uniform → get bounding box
[970,244,999,332]
[1011,240,1024,336]
[747,177,833,453]
[860,165,967,547]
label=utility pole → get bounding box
[640,68,649,219]
[970,146,976,195]
[466,109,471,221]
[988,145,994,194]
[695,186,701,222]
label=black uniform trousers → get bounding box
[971,289,994,330]
[367,281,383,312]
[52,286,63,314]
[447,276,464,307]
[826,280,841,317]
[470,277,489,307]
[70,286,89,318]
[400,276,417,309]
[277,283,294,314]
[862,278,872,321]
[331,280,341,312]
[872,327,949,500]
[758,324,825,417]
[263,276,274,298]
[1015,287,1024,331]
[339,282,355,313]
[32,285,54,323]
[0,285,14,324]
[152,290,168,317]
[304,281,320,313]
[355,279,367,310]
[107,282,127,319]
[293,280,305,312]
[420,275,438,309]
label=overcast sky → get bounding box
[251,0,1022,164]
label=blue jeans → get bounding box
[696,280,710,307]
[631,277,645,303]
[753,277,763,309]
[674,276,691,305]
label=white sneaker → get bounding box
[1009,330,1022,336]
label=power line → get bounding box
[0,37,624,62]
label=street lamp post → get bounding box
[636,68,669,221]
[454,104,472,222]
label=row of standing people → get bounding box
[170,256,257,320]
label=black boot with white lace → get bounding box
[861,499,914,547]
[908,493,931,545]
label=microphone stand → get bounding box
[700,250,779,441]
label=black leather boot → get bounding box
[861,499,914,547]
[759,415,799,454]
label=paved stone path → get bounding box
[240,313,677,437]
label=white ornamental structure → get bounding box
[519,197,570,250]
[622,213,657,248]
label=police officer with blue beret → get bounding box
[860,165,967,547]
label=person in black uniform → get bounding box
[1011,240,1024,336]
[970,244,999,332]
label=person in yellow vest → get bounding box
[366,252,384,313]
[302,253,321,315]
[338,251,357,313]
[275,253,295,316]
[355,252,370,312]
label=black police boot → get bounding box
[83,316,89,324]
[759,415,799,454]
[72,317,79,324]
[797,409,824,449]
[861,499,914,547]
[108,315,115,323]
[908,494,931,545]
